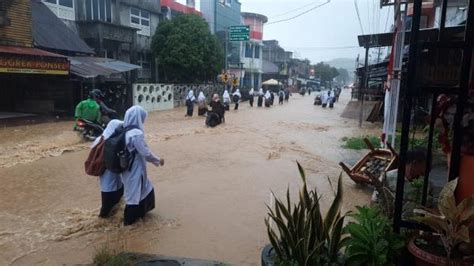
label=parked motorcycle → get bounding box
[74,118,104,141]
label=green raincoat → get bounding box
[75,98,101,123]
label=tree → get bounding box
[152,14,224,83]
[313,62,340,83]
[335,68,350,84]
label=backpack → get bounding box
[84,136,106,176]
[104,125,139,173]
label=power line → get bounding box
[354,0,365,35]
[269,0,321,19]
[286,45,360,51]
[266,0,330,25]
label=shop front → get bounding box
[0,45,74,118]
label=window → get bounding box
[254,46,260,59]
[245,43,253,58]
[130,8,151,36]
[225,0,232,6]
[42,0,75,20]
[84,0,112,22]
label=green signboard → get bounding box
[229,25,250,41]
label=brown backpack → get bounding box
[85,136,106,176]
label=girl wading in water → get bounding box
[92,119,124,218]
[122,106,164,226]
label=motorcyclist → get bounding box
[75,89,102,126]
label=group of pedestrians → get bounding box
[253,88,290,108]
[87,105,164,226]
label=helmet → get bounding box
[89,89,104,100]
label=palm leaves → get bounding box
[265,162,347,266]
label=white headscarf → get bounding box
[264,90,271,99]
[233,89,241,98]
[91,119,123,148]
[223,90,230,102]
[198,91,206,102]
[249,88,254,96]
[124,105,147,131]
[186,90,195,101]
[258,88,264,95]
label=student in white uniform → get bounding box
[122,106,164,226]
[185,90,196,117]
[248,88,255,107]
[264,90,272,107]
[257,88,264,107]
[91,119,124,218]
[232,89,241,110]
[197,91,208,116]
[223,89,231,111]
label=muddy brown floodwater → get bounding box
[0,90,379,265]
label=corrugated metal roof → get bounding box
[0,45,66,57]
[69,56,141,78]
[31,1,94,55]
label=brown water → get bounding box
[0,91,379,265]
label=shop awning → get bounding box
[32,1,94,55]
[69,56,141,78]
[0,45,69,75]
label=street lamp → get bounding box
[239,62,244,91]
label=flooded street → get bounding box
[0,90,378,265]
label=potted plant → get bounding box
[435,92,474,203]
[262,162,347,265]
[344,206,405,266]
[408,178,474,265]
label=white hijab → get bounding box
[198,91,206,102]
[186,90,195,101]
[264,90,271,99]
[91,119,123,148]
[124,105,147,143]
[258,88,264,95]
[223,90,230,101]
[233,89,241,97]
[249,88,254,96]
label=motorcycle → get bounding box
[74,118,104,141]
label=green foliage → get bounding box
[413,178,474,259]
[345,206,405,266]
[265,162,347,266]
[313,62,340,83]
[151,14,224,83]
[341,136,381,150]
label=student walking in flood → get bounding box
[197,91,208,116]
[264,90,272,107]
[232,88,241,110]
[257,88,264,107]
[92,119,124,218]
[223,89,231,111]
[248,88,255,107]
[278,89,284,104]
[185,90,196,117]
[122,106,164,226]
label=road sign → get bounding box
[232,78,239,87]
[222,73,229,83]
[229,25,250,42]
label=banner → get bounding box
[0,55,69,75]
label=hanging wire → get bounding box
[266,0,330,25]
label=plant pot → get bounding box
[408,237,474,266]
[455,154,474,203]
[261,244,277,266]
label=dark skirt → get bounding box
[99,186,124,218]
[206,111,222,127]
[124,189,155,226]
[249,97,254,107]
[257,96,263,107]
[265,99,271,107]
[279,96,284,104]
[198,107,208,116]
[186,101,194,116]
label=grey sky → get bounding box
[176,0,393,63]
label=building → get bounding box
[241,12,267,90]
[262,40,293,85]
[41,0,162,82]
[160,0,201,19]
[201,0,242,71]
[0,0,71,117]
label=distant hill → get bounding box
[323,58,357,77]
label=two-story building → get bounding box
[241,12,267,90]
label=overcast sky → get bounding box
[176,0,393,63]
